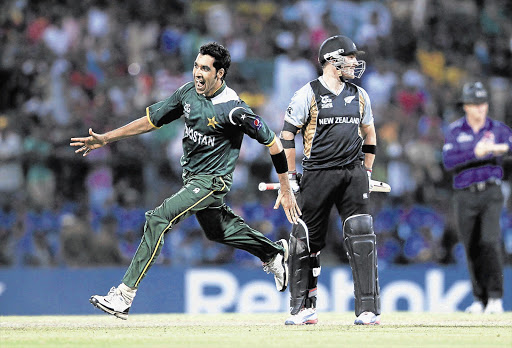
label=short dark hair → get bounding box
[199,42,231,81]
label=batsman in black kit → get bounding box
[279,35,380,325]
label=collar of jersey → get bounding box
[204,81,226,99]
[319,76,345,96]
[462,116,490,133]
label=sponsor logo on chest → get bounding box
[456,132,473,143]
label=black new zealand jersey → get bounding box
[284,77,374,170]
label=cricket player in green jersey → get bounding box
[71,42,301,319]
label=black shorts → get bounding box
[297,163,370,252]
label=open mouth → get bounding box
[195,78,205,91]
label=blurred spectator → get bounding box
[42,14,71,57]
[0,115,24,205]
[202,238,234,265]
[18,203,60,266]
[90,214,126,266]
[170,223,204,266]
[85,147,114,211]
[0,199,22,266]
[374,206,401,267]
[502,209,512,264]
[24,124,57,209]
[396,67,427,117]
[87,3,110,38]
[59,213,92,267]
[270,42,317,128]
[361,60,398,118]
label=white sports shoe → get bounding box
[285,308,318,325]
[465,301,484,314]
[354,311,380,325]
[262,239,289,292]
[90,287,132,320]
[484,298,504,314]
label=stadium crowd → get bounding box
[0,0,511,269]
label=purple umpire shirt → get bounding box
[442,116,512,189]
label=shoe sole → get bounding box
[89,297,128,320]
[354,318,380,325]
[285,318,318,325]
[279,239,289,292]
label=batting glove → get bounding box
[288,171,301,194]
[366,168,374,192]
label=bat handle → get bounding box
[258,182,280,191]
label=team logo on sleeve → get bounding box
[253,116,263,130]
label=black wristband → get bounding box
[362,144,376,154]
[271,150,288,174]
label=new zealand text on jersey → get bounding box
[318,116,360,125]
[184,123,215,147]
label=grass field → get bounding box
[1,312,511,348]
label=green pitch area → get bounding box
[2,312,511,348]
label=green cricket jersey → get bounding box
[146,81,276,176]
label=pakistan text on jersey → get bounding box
[318,117,360,125]
[184,123,215,147]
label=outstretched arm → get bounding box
[70,116,156,156]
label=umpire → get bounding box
[442,81,512,314]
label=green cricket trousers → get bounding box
[122,172,283,288]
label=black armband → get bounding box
[282,121,300,135]
[280,138,295,149]
[362,144,377,154]
[271,150,289,174]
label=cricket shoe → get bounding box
[262,239,289,292]
[484,298,504,314]
[465,301,484,314]
[90,287,131,320]
[354,311,380,325]
[285,308,318,325]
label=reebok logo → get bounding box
[193,188,200,194]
